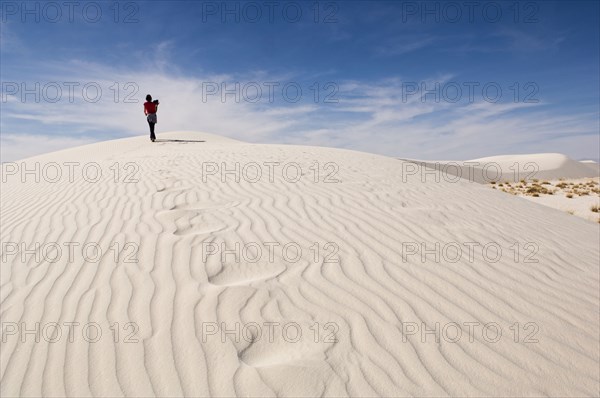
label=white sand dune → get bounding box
[1,131,599,397]
[402,153,600,183]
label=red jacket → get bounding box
[144,101,157,114]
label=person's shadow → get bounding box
[154,139,206,143]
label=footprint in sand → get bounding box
[154,174,188,192]
[208,261,286,287]
[171,200,239,212]
[237,320,336,367]
[156,207,230,236]
[155,184,193,193]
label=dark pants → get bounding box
[148,121,156,140]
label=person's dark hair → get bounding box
[146,94,152,102]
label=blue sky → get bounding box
[1,0,599,161]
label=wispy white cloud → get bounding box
[375,35,437,56]
[493,27,566,52]
[2,55,598,162]
[0,22,27,55]
[439,28,567,54]
[0,133,97,162]
[0,55,320,158]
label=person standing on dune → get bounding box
[144,94,159,142]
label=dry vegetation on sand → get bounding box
[491,178,600,222]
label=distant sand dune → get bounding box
[1,132,598,397]
[402,153,600,183]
